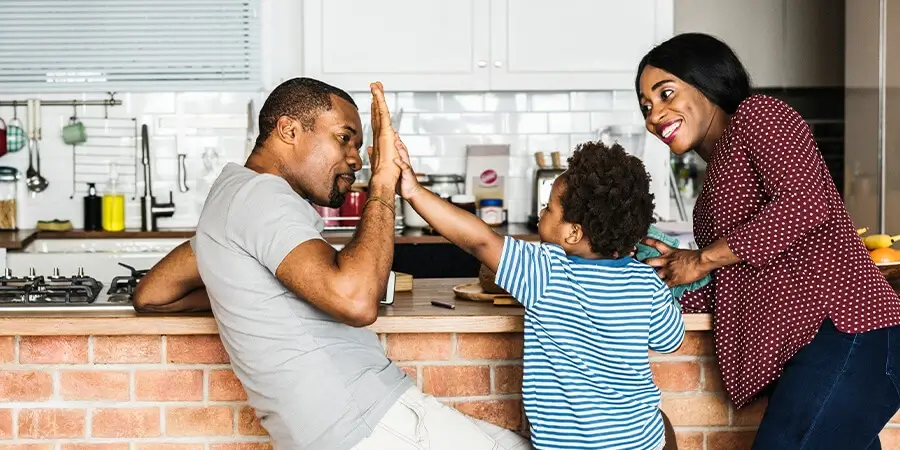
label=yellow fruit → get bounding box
[870,248,900,264]
[857,227,869,236]
[862,234,900,250]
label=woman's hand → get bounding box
[641,237,710,286]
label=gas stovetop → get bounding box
[0,262,145,313]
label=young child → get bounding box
[393,140,685,450]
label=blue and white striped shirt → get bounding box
[496,237,685,450]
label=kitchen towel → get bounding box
[635,224,712,307]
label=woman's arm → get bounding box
[725,96,830,269]
[132,240,211,313]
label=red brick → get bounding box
[0,445,54,450]
[493,364,523,394]
[651,361,701,391]
[165,406,234,436]
[135,370,203,401]
[91,408,160,438]
[61,445,130,450]
[0,371,52,401]
[707,431,757,450]
[60,371,130,401]
[733,397,768,426]
[166,335,229,364]
[703,361,725,391]
[456,333,523,359]
[454,399,523,430]
[661,393,729,426]
[239,406,268,436]
[880,428,900,449]
[386,333,452,361]
[674,431,703,450]
[0,337,13,363]
[422,366,490,397]
[397,365,418,384]
[209,445,272,450]
[19,336,88,364]
[209,369,247,401]
[135,445,204,450]
[18,409,86,438]
[652,332,714,357]
[0,409,11,439]
[93,336,160,363]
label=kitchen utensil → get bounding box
[25,100,48,193]
[244,99,255,158]
[340,191,367,226]
[879,262,900,285]
[0,118,7,157]
[177,153,189,193]
[6,102,26,153]
[429,174,464,200]
[394,272,413,292]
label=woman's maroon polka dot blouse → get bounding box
[680,94,900,408]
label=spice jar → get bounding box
[0,166,19,230]
[451,194,477,215]
[479,198,505,226]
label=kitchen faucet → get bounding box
[139,124,175,231]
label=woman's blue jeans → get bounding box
[751,318,900,449]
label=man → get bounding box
[132,78,531,450]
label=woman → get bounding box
[635,32,900,450]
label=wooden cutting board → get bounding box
[452,283,523,307]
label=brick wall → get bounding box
[2,332,899,449]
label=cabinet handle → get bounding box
[493,61,503,68]
[477,60,487,68]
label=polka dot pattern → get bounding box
[681,94,900,408]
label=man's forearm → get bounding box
[406,188,502,263]
[135,288,211,313]
[334,180,397,296]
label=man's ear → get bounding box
[274,116,297,144]
[564,223,583,246]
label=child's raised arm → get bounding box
[392,140,505,270]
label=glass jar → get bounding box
[0,166,19,230]
[428,174,464,199]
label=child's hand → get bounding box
[391,138,424,200]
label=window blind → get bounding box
[0,0,261,92]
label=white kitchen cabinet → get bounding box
[302,0,673,91]
[674,0,844,88]
[489,0,673,90]
[302,0,491,91]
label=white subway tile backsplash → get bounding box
[1,86,670,229]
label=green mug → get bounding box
[62,118,87,145]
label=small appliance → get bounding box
[528,152,566,230]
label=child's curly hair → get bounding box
[560,141,656,257]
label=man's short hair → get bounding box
[255,77,357,149]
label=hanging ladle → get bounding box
[25,99,48,193]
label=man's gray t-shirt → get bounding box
[192,163,412,450]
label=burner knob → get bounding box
[28,267,36,278]
[4,268,10,277]
[77,267,84,277]
[52,268,60,277]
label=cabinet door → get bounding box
[783,0,844,87]
[303,0,490,91]
[489,0,674,91]
[674,0,784,87]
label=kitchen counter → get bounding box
[0,277,713,335]
[0,224,540,249]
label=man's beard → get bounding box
[325,173,355,208]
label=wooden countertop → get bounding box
[0,224,539,249]
[0,277,713,335]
